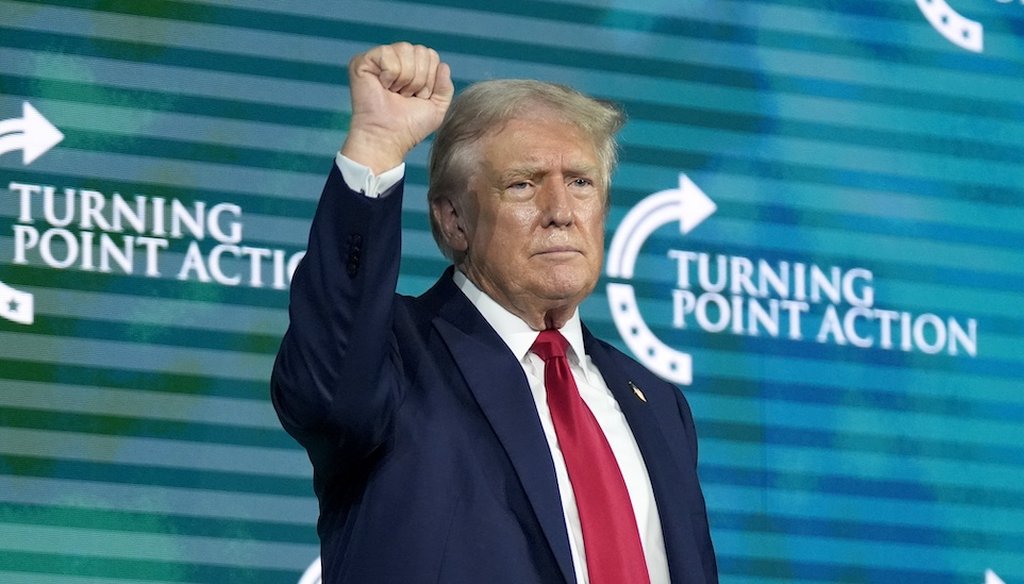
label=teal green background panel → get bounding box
[1,1,1021,582]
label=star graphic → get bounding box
[0,281,33,325]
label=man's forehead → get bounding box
[485,113,584,140]
[481,121,598,163]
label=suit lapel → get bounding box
[584,330,707,582]
[428,277,576,584]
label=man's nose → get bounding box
[539,179,573,227]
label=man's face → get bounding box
[449,114,607,327]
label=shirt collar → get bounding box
[453,269,587,364]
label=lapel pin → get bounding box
[628,381,647,403]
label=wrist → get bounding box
[341,125,412,175]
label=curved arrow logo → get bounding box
[0,101,64,165]
[916,0,984,53]
[606,173,716,385]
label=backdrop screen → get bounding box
[1,1,1022,583]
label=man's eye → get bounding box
[570,178,593,187]
[509,182,531,190]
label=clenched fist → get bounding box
[341,42,455,174]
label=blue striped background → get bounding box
[1,1,1021,582]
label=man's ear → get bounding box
[431,196,469,253]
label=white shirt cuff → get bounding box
[335,152,405,198]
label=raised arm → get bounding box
[271,43,453,467]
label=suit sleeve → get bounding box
[673,384,700,469]
[674,384,719,582]
[271,163,405,471]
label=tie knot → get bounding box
[531,329,569,362]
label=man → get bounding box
[272,42,717,583]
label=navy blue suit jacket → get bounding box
[272,165,717,583]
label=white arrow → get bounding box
[606,173,715,279]
[678,174,717,234]
[0,101,64,165]
[986,570,1005,584]
[604,173,715,385]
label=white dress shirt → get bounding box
[336,153,670,583]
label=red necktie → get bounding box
[531,329,651,584]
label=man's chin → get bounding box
[535,277,597,304]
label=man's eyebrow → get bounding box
[498,163,599,182]
[564,163,600,176]
[498,166,543,182]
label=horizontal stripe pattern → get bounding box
[1,0,1021,582]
